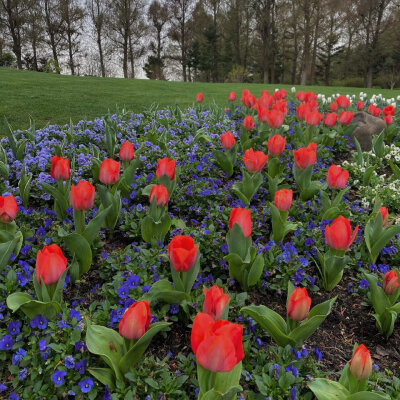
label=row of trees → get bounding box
[1,0,399,87]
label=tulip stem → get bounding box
[73,209,85,234]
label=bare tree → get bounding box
[43,0,64,71]
[0,0,28,69]
[167,0,193,81]
[87,0,107,77]
[25,0,44,71]
[108,0,145,78]
[60,0,84,75]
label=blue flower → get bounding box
[117,284,130,299]
[18,368,27,381]
[69,309,81,321]
[290,385,298,400]
[0,383,7,392]
[75,359,88,374]
[12,348,26,365]
[65,355,75,369]
[57,320,71,329]
[169,303,179,315]
[79,378,94,393]
[8,321,20,336]
[359,279,369,289]
[52,370,67,386]
[30,314,47,330]
[8,393,19,400]
[0,335,13,350]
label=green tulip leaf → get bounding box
[308,378,349,400]
[88,367,116,389]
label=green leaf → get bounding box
[0,234,21,271]
[247,254,264,287]
[18,165,32,207]
[364,273,389,315]
[88,367,116,389]
[241,305,293,346]
[119,321,171,374]
[85,323,125,383]
[60,232,92,277]
[370,225,400,264]
[212,150,234,177]
[82,205,112,244]
[289,297,336,346]
[183,252,201,294]
[346,392,390,400]
[226,224,250,261]
[6,292,61,319]
[146,279,191,305]
[308,379,349,400]
[0,161,9,179]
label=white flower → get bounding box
[291,87,296,93]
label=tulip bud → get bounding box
[274,189,293,212]
[323,112,337,127]
[349,344,372,381]
[156,157,175,180]
[70,181,95,210]
[293,143,317,170]
[220,132,235,150]
[383,270,399,295]
[338,111,354,125]
[287,287,311,322]
[35,244,67,286]
[229,208,252,238]
[149,184,169,207]
[168,235,198,272]
[203,285,229,321]
[336,95,350,109]
[119,301,151,340]
[99,159,120,185]
[119,141,135,161]
[228,91,236,101]
[378,206,388,224]
[0,195,18,223]
[196,92,203,103]
[50,156,71,181]
[267,134,286,156]
[357,101,364,111]
[243,115,254,131]
[383,115,393,125]
[305,110,322,126]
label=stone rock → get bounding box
[350,112,386,151]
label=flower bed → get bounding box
[0,89,400,399]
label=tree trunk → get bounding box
[128,34,135,78]
[123,34,128,78]
[300,0,311,85]
[67,31,75,75]
[97,30,105,77]
[310,0,320,85]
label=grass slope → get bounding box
[0,68,398,131]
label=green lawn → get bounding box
[1,68,398,131]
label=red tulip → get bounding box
[196,92,203,103]
[243,148,268,173]
[50,156,70,181]
[0,195,18,223]
[257,94,274,109]
[296,91,306,102]
[220,132,235,150]
[327,165,349,189]
[293,143,317,170]
[156,157,175,180]
[265,109,284,129]
[203,285,229,321]
[191,312,244,373]
[119,141,135,161]
[287,287,311,322]
[243,115,255,130]
[267,134,286,156]
[35,244,67,286]
[329,102,338,112]
[70,181,95,210]
[99,159,120,185]
[304,91,317,103]
[383,270,399,295]
[349,344,372,381]
[119,301,151,340]
[378,206,388,224]
[296,102,309,120]
[357,101,364,111]
[368,104,381,117]
[305,110,323,126]
[228,91,236,101]
[338,111,354,125]
[383,115,393,125]
[274,189,293,212]
[256,105,268,123]
[274,89,287,100]
[149,184,169,207]
[272,99,288,115]
[323,113,337,127]
[383,105,395,116]
[168,235,198,272]
[229,208,252,238]
[325,216,359,251]
[336,95,350,109]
